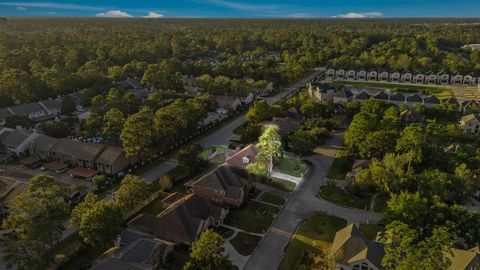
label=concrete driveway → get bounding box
[243,133,382,270]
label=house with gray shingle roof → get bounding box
[0,128,38,156]
[186,165,250,207]
[7,103,49,121]
[39,99,62,116]
[331,224,385,270]
[29,134,60,160]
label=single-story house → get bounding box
[128,194,228,244]
[446,247,480,270]
[460,114,480,134]
[7,103,49,121]
[331,224,385,270]
[186,165,250,207]
[39,99,62,116]
[426,73,437,84]
[463,74,475,85]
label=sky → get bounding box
[0,0,479,18]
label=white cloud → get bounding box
[287,13,311,18]
[333,12,384,18]
[143,11,163,18]
[96,10,133,18]
[16,6,26,11]
[0,2,103,11]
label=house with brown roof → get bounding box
[226,144,259,175]
[186,165,250,207]
[215,96,242,114]
[331,224,385,270]
[91,228,174,270]
[460,114,480,134]
[96,146,137,175]
[346,160,371,181]
[128,194,227,244]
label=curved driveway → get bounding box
[243,133,382,270]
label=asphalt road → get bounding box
[243,133,381,270]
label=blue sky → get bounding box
[0,0,479,18]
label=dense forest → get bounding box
[1,18,480,107]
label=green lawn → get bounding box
[318,185,371,210]
[267,178,297,192]
[359,224,385,240]
[331,80,454,98]
[259,192,286,206]
[229,232,262,256]
[227,201,279,234]
[279,213,347,270]
[325,150,353,180]
[274,157,309,177]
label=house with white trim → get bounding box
[378,71,389,81]
[413,73,425,84]
[326,69,335,80]
[367,71,378,81]
[356,70,367,81]
[389,72,401,83]
[401,73,412,83]
[335,69,345,80]
[451,74,464,84]
[346,70,356,80]
[437,73,450,84]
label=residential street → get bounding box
[243,133,382,270]
[141,70,321,179]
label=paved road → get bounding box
[243,133,381,270]
[141,70,321,179]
